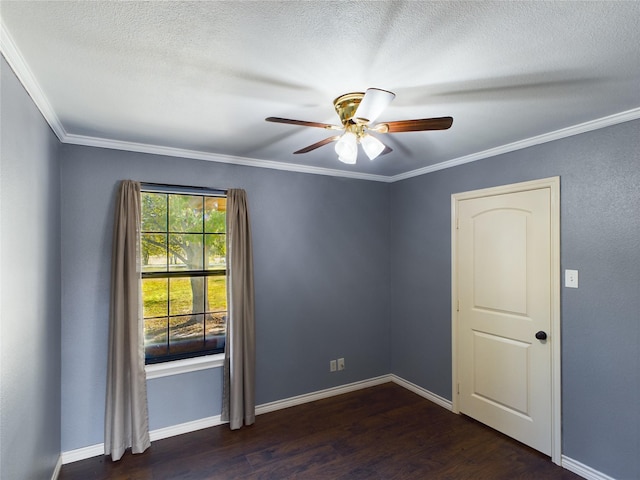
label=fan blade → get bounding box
[265,117,339,130]
[293,136,341,154]
[376,116,453,133]
[353,88,396,123]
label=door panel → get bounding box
[473,209,528,314]
[473,331,530,415]
[457,188,551,455]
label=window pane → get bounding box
[142,190,228,363]
[169,277,205,316]
[205,197,226,233]
[205,234,226,271]
[141,192,167,232]
[169,195,203,233]
[145,318,168,358]
[205,312,226,350]
[169,314,204,355]
[168,234,203,271]
[141,233,167,272]
[142,278,168,318]
[206,276,227,312]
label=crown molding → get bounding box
[3,22,639,184]
[62,132,392,182]
[390,107,640,183]
[0,21,67,141]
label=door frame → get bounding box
[451,176,561,465]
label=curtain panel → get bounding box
[105,180,150,461]
[222,189,256,429]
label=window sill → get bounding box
[145,353,224,380]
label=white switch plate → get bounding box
[565,269,579,288]
[330,360,337,372]
[337,358,345,371]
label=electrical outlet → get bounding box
[337,358,345,371]
[565,269,579,288]
[330,360,337,372]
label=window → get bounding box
[141,190,227,364]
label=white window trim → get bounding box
[145,353,224,380]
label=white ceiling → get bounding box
[2,1,639,181]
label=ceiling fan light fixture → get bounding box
[266,87,453,163]
[335,132,358,164]
[353,88,396,123]
[360,134,385,160]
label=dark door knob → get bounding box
[535,331,548,340]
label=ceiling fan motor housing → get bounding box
[333,92,364,126]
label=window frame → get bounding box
[140,185,228,367]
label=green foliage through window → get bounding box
[141,191,227,363]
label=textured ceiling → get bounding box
[1,1,639,180]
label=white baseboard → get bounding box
[51,454,62,480]
[149,415,223,442]
[61,443,104,465]
[562,455,617,480]
[390,374,453,411]
[255,375,392,415]
[61,415,225,465]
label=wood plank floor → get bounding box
[60,383,581,479]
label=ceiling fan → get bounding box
[266,88,453,164]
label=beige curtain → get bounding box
[222,189,256,429]
[105,180,150,461]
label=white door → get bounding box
[453,179,560,459]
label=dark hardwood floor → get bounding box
[60,383,581,479]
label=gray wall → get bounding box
[60,145,390,450]
[390,119,640,479]
[0,57,62,479]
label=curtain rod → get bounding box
[140,182,227,194]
